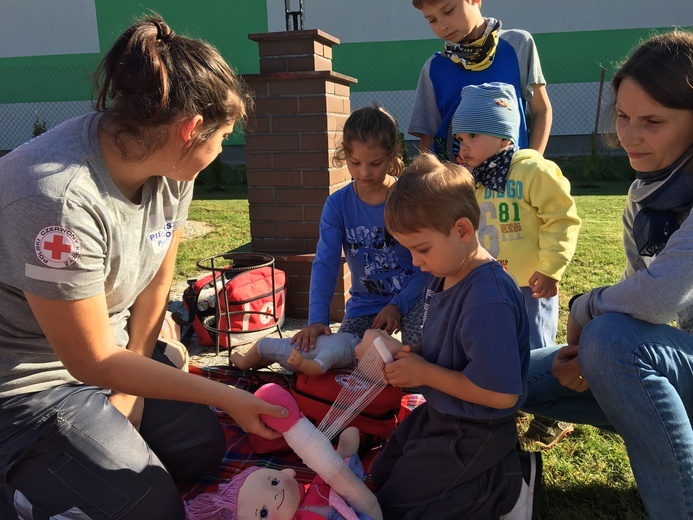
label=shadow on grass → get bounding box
[539,482,647,520]
[555,153,634,197]
[572,180,632,196]
[193,158,248,200]
[193,183,248,201]
[229,242,252,252]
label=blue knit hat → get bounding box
[451,82,521,144]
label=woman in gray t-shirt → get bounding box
[0,15,287,519]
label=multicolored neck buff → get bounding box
[471,144,517,193]
[631,148,693,256]
[443,18,501,71]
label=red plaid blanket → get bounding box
[179,365,425,501]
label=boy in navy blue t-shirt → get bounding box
[371,153,539,519]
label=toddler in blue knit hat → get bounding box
[452,82,521,173]
[452,81,582,448]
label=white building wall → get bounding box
[0,0,99,58]
[269,0,693,41]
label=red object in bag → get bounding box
[289,369,402,443]
[180,266,286,348]
[181,274,221,346]
[216,267,286,348]
[248,372,414,454]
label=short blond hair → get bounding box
[385,153,479,235]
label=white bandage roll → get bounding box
[283,416,344,482]
[373,336,394,363]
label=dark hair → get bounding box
[94,14,251,160]
[385,153,479,235]
[612,30,693,111]
[333,104,404,176]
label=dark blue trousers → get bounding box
[0,348,224,519]
[371,402,522,519]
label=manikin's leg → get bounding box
[229,342,265,370]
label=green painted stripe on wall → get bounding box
[332,39,439,93]
[0,55,101,103]
[534,27,693,83]
[91,1,268,73]
[334,26,693,92]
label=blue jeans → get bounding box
[520,287,558,350]
[522,313,693,519]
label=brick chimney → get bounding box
[243,29,357,320]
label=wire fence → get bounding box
[0,63,95,150]
[0,58,616,152]
[342,56,618,141]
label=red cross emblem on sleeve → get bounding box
[35,227,81,268]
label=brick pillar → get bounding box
[244,29,357,320]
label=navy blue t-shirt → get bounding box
[420,261,530,419]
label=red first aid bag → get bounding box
[290,369,402,444]
[249,369,402,454]
[216,267,286,348]
[179,266,286,348]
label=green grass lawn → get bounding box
[176,175,648,518]
[175,184,251,279]
[537,181,646,519]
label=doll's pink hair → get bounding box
[184,466,261,520]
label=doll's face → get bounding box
[237,468,302,520]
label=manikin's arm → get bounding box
[335,426,360,459]
[355,329,403,362]
[255,384,383,520]
[286,349,326,375]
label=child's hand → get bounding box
[291,323,330,351]
[371,304,401,335]
[528,271,559,298]
[383,346,428,388]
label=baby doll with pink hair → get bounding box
[184,384,383,520]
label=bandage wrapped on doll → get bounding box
[255,383,383,520]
